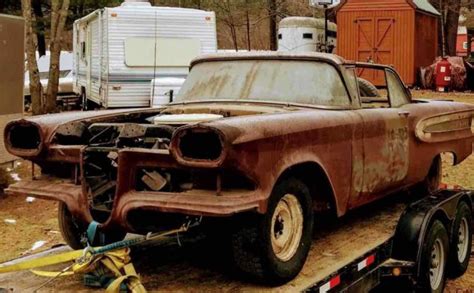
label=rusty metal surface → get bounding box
[190,51,349,68]
[4,54,474,233]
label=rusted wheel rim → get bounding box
[271,194,304,262]
[457,217,469,263]
[429,238,445,290]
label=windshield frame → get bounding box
[179,57,355,110]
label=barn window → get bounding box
[278,33,282,40]
[303,33,313,39]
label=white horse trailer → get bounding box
[73,0,217,109]
[278,17,337,53]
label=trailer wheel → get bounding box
[231,178,313,284]
[419,220,449,293]
[447,202,472,277]
[58,202,125,249]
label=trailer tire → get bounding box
[231,178,313,285]
[419,220,449,293]
[447,202,472,278]
[58,202,125,249]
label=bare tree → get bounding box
[32,0,46,57]
[245,0,251,50]
[267,0,277,50]
[22,0,44,115]
[45,0,70,113]
[431,0,462,56]
[209,0,241,50]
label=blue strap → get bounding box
[86,221,100,245]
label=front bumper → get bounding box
[6,179,263,232]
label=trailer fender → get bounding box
[391,191,473,274]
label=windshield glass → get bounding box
[177,60,350,107]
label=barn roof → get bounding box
[412,0,440,16]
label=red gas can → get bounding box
[435,57,452,92]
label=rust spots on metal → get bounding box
[3,54,474,233]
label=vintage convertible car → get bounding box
[4,52,474,284]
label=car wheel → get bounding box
[58,202,125,249]
[447,202,472,278]
[231,178,314,285]
[419,220,449,293]
[418,156,442,196]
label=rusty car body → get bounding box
[4,52,474,283]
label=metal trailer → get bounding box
[123,188,470,293]
[72,0,217,109]
[0,188,471,292]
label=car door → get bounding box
[351,68,411,207]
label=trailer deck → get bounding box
[0,195,410,292]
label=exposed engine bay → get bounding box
[49,111,255,222]
[4,104,287,227]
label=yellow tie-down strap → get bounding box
[0,247,147,293]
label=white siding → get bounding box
[74,5,217,108]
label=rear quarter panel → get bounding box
[404,100,474,185]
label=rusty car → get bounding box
[4,52,474,284]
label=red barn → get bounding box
[336,0,440,86]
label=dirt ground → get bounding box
[0,90,473,292]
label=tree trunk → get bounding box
[32,0,46,57]
[430,0,462,56]
[445,0,461,56]
[245,0,251,51]
[22,0,44,115]
[267,0,277,50]
[45,0,70,113]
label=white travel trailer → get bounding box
[278,17,337,53]
[73,0,217,109]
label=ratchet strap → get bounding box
[0,221,147,293]
[0,218,200,292]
